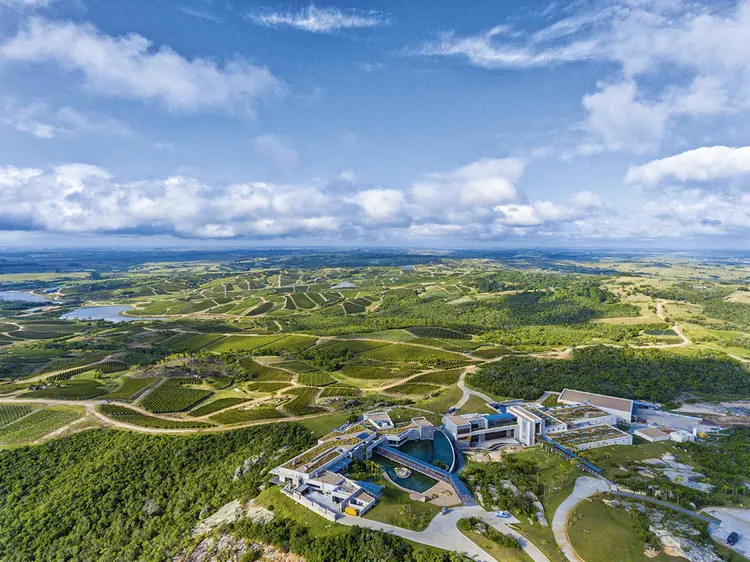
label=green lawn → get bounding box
[459,394,497,414]
[296,412,352,437]
[568,498,680,562]
[362,477,441,531]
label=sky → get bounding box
[1,0,750,249]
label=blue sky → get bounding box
[1,0,749,248]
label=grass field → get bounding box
[319,385,360,397]
[387,382,442,396]
[99,404,213,429]
[568,498,679,562]
[275,360,317,372]
[362,477,441,531]
[418,384,463,414]
[338,364,419,380]
[459,395,498,414]
[139,379,212,413]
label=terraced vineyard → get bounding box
[139,380,212,413]
[297,372,336,386]
[25,380,108,400]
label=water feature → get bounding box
[0,291,50,303]
[61,306,160,323]
[373,431,458,493]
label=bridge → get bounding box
[377,445,476,506]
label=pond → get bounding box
[373,431,458,493]
[0,291,51,303]
[61,306,161,323]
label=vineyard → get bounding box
[188,397,249,417]
[100,404,213,428]
[0,403,37,427]
[297,372,335,386]
[139,380,212,413]
[282,387,324,416]
[245,382,291,393]
[0,407,83,445]
[319,385,360,397]
[406,327,472,340]
[409,367,465,385]
[26,380,108,400]
[386,382,442,396]
[106,377,158,400]
[43,361,127,382]
[209,406,285,424]
[338,365,419,380]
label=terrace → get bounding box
[548,404,611,423]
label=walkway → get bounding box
[340,506,550,562]
[377,445,476,506]
[551,476,612,562]
[703,507,750,559]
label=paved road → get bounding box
[551,477,612,562]
[453,370,496,411]
[703,507,750,559]
[340,506,550,562]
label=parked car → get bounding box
[440,507,449,515]
[727,532,740,546]
[447,407,457,414]
[495,511,510,518]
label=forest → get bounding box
[468,346,750,403]
[0,425,314,562]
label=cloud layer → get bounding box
[0,19,280,113]
[248,5,385,33]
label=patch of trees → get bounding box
[460,455,545,517]
[701,301,750,329]
[468,346,750,403]
[639,282,734,303]
[228,517,469,562]
[458,517,521,549]
[0,425,314,561]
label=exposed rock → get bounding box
[175,534,305,562]
[193,499,274,537]
[143,499,162,517]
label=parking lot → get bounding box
[704,507,750,559]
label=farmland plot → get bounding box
[139,379,212,413]
[100,405,212,429]
[209,406,284,424]
[107,377,158,400]
[188,397,250,417]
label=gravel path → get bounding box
[551,477,611,562]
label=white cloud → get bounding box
[350,188,406,222]
[248,5,385,33]
[0,166,42,186]
[625,146,750,185]
[1,98,134,139]
[178,5,221,23]
[0,19,280,113]
[582,81,668,153]
[252,135,300,169]
[0,0,52,7]
[421,1,750,155]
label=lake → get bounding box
[0,291,51,303]
[61,306,161,323]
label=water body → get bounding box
[373,432,457,493]
[0,291,50,303]
[62,306,160,323]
